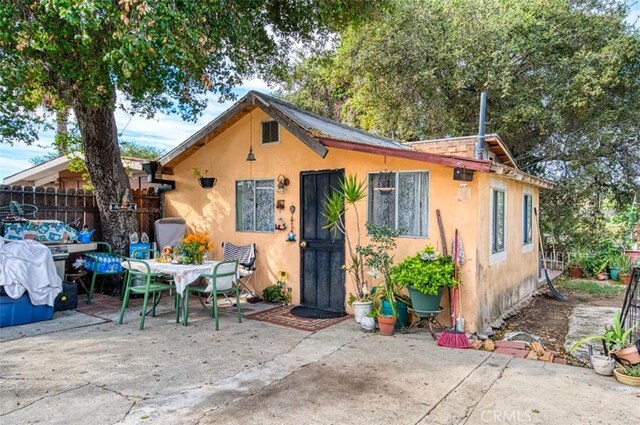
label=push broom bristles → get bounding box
[437,330,470,349]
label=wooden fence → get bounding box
[0,185,162,242]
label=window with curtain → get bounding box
[236,179,274,232]
[492,189,506,253]
[523,194,533,245]
[368,171,429,237]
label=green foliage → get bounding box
[608,253,631,272]
[570,312,637,353]
[262,282,288,304]
[622,364,640,377]
[279,0,640,249]
[390,246,457,296]
[357,223,401,317]
[322,174,370,301]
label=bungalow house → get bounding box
[157,91,552,334]
[3,154,150,190]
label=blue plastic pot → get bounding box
[609,268,619,281]
[381,300,408,329]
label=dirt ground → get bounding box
[495,277,627,363]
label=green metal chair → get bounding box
[181,260,241,330]
[118,258,179,330]
[87,242,127,304]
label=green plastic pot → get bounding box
[408,286,445,313]
[381,300,408,329]
[609,267,619,281]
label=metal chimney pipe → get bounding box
[475,92,487,160]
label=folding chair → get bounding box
[222,242,257,298]
[154,217,186,249]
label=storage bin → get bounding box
[0,294,54,327]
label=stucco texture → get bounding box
[163,108,540,332]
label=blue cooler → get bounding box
[0,294,54,327]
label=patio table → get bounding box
[123,260,222,296]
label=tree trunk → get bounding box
[73,102,137,255]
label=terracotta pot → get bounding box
[613,368,640,387]
[568,266,584,279]
[620,274,632,285]
[611,345,640,366]
[624,250,640,264]
[596,272,608,281]
[377,316,397,336]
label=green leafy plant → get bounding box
[262,282,288,303]
[570,312,638,354]
[608,253,631,273]
[323,174,374,304]
[390,246,457,296]
[622,364,640,378]
[357,223,402,318]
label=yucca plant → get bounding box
[322,174,369,302]
[571,312,637,354]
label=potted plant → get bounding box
[179,233,214,265]
[361,309,377,332]
[571,312,639,371]
[613,364,640,387]
[608,253,630,281]
[192,167,217,188]
[390,246,457,314]
[567,250,587,279]
[322,174,374,323]
[358,223,402,335]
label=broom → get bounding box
[437,229,470,349]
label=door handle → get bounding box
[300,241,308,248]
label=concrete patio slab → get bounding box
[1,299,638,425]
[564,305,619,361]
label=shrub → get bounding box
[390,246,457,296]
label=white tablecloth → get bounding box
[124,260,222,295]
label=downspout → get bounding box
[474,92,488,160]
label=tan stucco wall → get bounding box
[473,173,541,333]
[163,108,539,333]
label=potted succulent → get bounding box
[357,223,402,336]
[608,253,630,281]
[614,364,640,387]
[192,167,217,188]
[361,309,377,332]
[323,174,375,323]
[571,312,639,372]
[390,246,457,314]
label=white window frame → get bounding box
[522,189,534,253]
[366,170,430,238]
[260,120,280,145]
[489,179,507,265]
[235,179,275,233]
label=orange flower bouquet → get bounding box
[180,233,214,265]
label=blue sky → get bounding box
[0,78,273,180]
[1,2,639,181]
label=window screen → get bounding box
[523,194,533,244]
[368,171,428,237]
[236,180,274,232]
[492,189,505,253]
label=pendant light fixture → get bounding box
[246,111,256,161]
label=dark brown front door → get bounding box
[299,170,345,312]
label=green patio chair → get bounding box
[181,260,241,330]
[118,258,179,330]
[87,242,127,304]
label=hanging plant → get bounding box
[192,167,217,188]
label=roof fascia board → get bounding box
[252,93,328,158]
[320,137,492,172]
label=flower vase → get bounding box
[192,253,204,265]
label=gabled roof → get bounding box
[159,91,492,172]
[3,154,146,186]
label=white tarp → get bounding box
[0,238,62,306]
